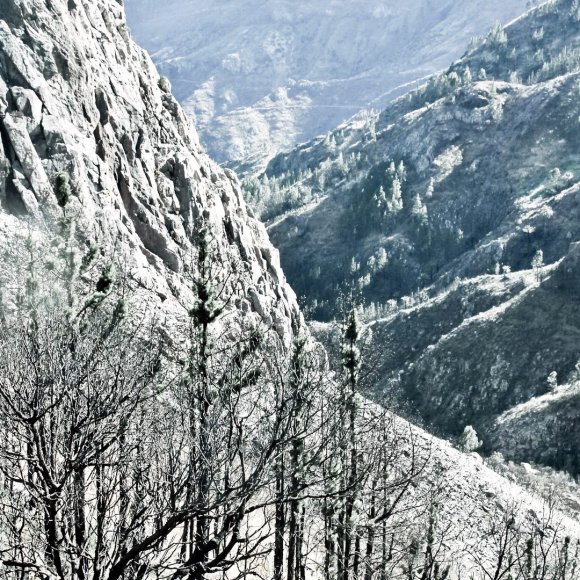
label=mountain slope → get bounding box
[124,0,528,170]
[0,0,301,345]
[0,1,578,576]
[259,0,580,472]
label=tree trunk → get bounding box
[74,468,87,580]
[274,453,286,580]
[353,528,361,579]
[364,476,378,580]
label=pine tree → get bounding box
[463,66,473,85]
[376,248,388,270]
[458,425,482,453]
[55,172,72,208]
[181,224,225,568]
[338,309,361,580]
[373,186,391,221]
[397,161,407,183]
[532,249,544,281]
[391,177,404,213]
[411,193,428,225]
[488,22,508,48]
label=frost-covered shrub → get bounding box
[458,425,483,453]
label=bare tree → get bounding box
[1,192,572,580]
[0,225,165,580]
[0,213,332,580]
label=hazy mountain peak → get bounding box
[124,0,529,171]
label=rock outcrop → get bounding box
[0,0,301,343]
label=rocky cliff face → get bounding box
[124,0,528,171]
[258,0,580,472]
[0,0,301,344]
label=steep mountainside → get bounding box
[0,0,301,346]
[124,0,528,170]
[257,0,580,472]
[1,2,579,575]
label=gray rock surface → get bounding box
[0,0,302,345]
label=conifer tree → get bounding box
[338,309,361,580]
[392,177,404,213]
[532,249,544,281]
[411,193,428,224]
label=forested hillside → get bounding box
[250,0,580,473]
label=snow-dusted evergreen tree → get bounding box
[391,176,404,213]
[459,425,483,452]
[463,66,473,85]
[532,249,544,281]
[374,185,390,217]
[411,193,428,225]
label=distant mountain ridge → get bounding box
[124,0,528,171]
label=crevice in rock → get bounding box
[0,115,14,164]
[224,217,237,246]
[81,102,92,124]
[108,78,119,99]
[6,168,30,215]
[120,133,134,163]
[135,128,145,158]
[0,118,25,213]
[94,89,109,126]
[93,124,106,161]
[52,48,71,81]
[159,157,175,180]
[31,123,48,159]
